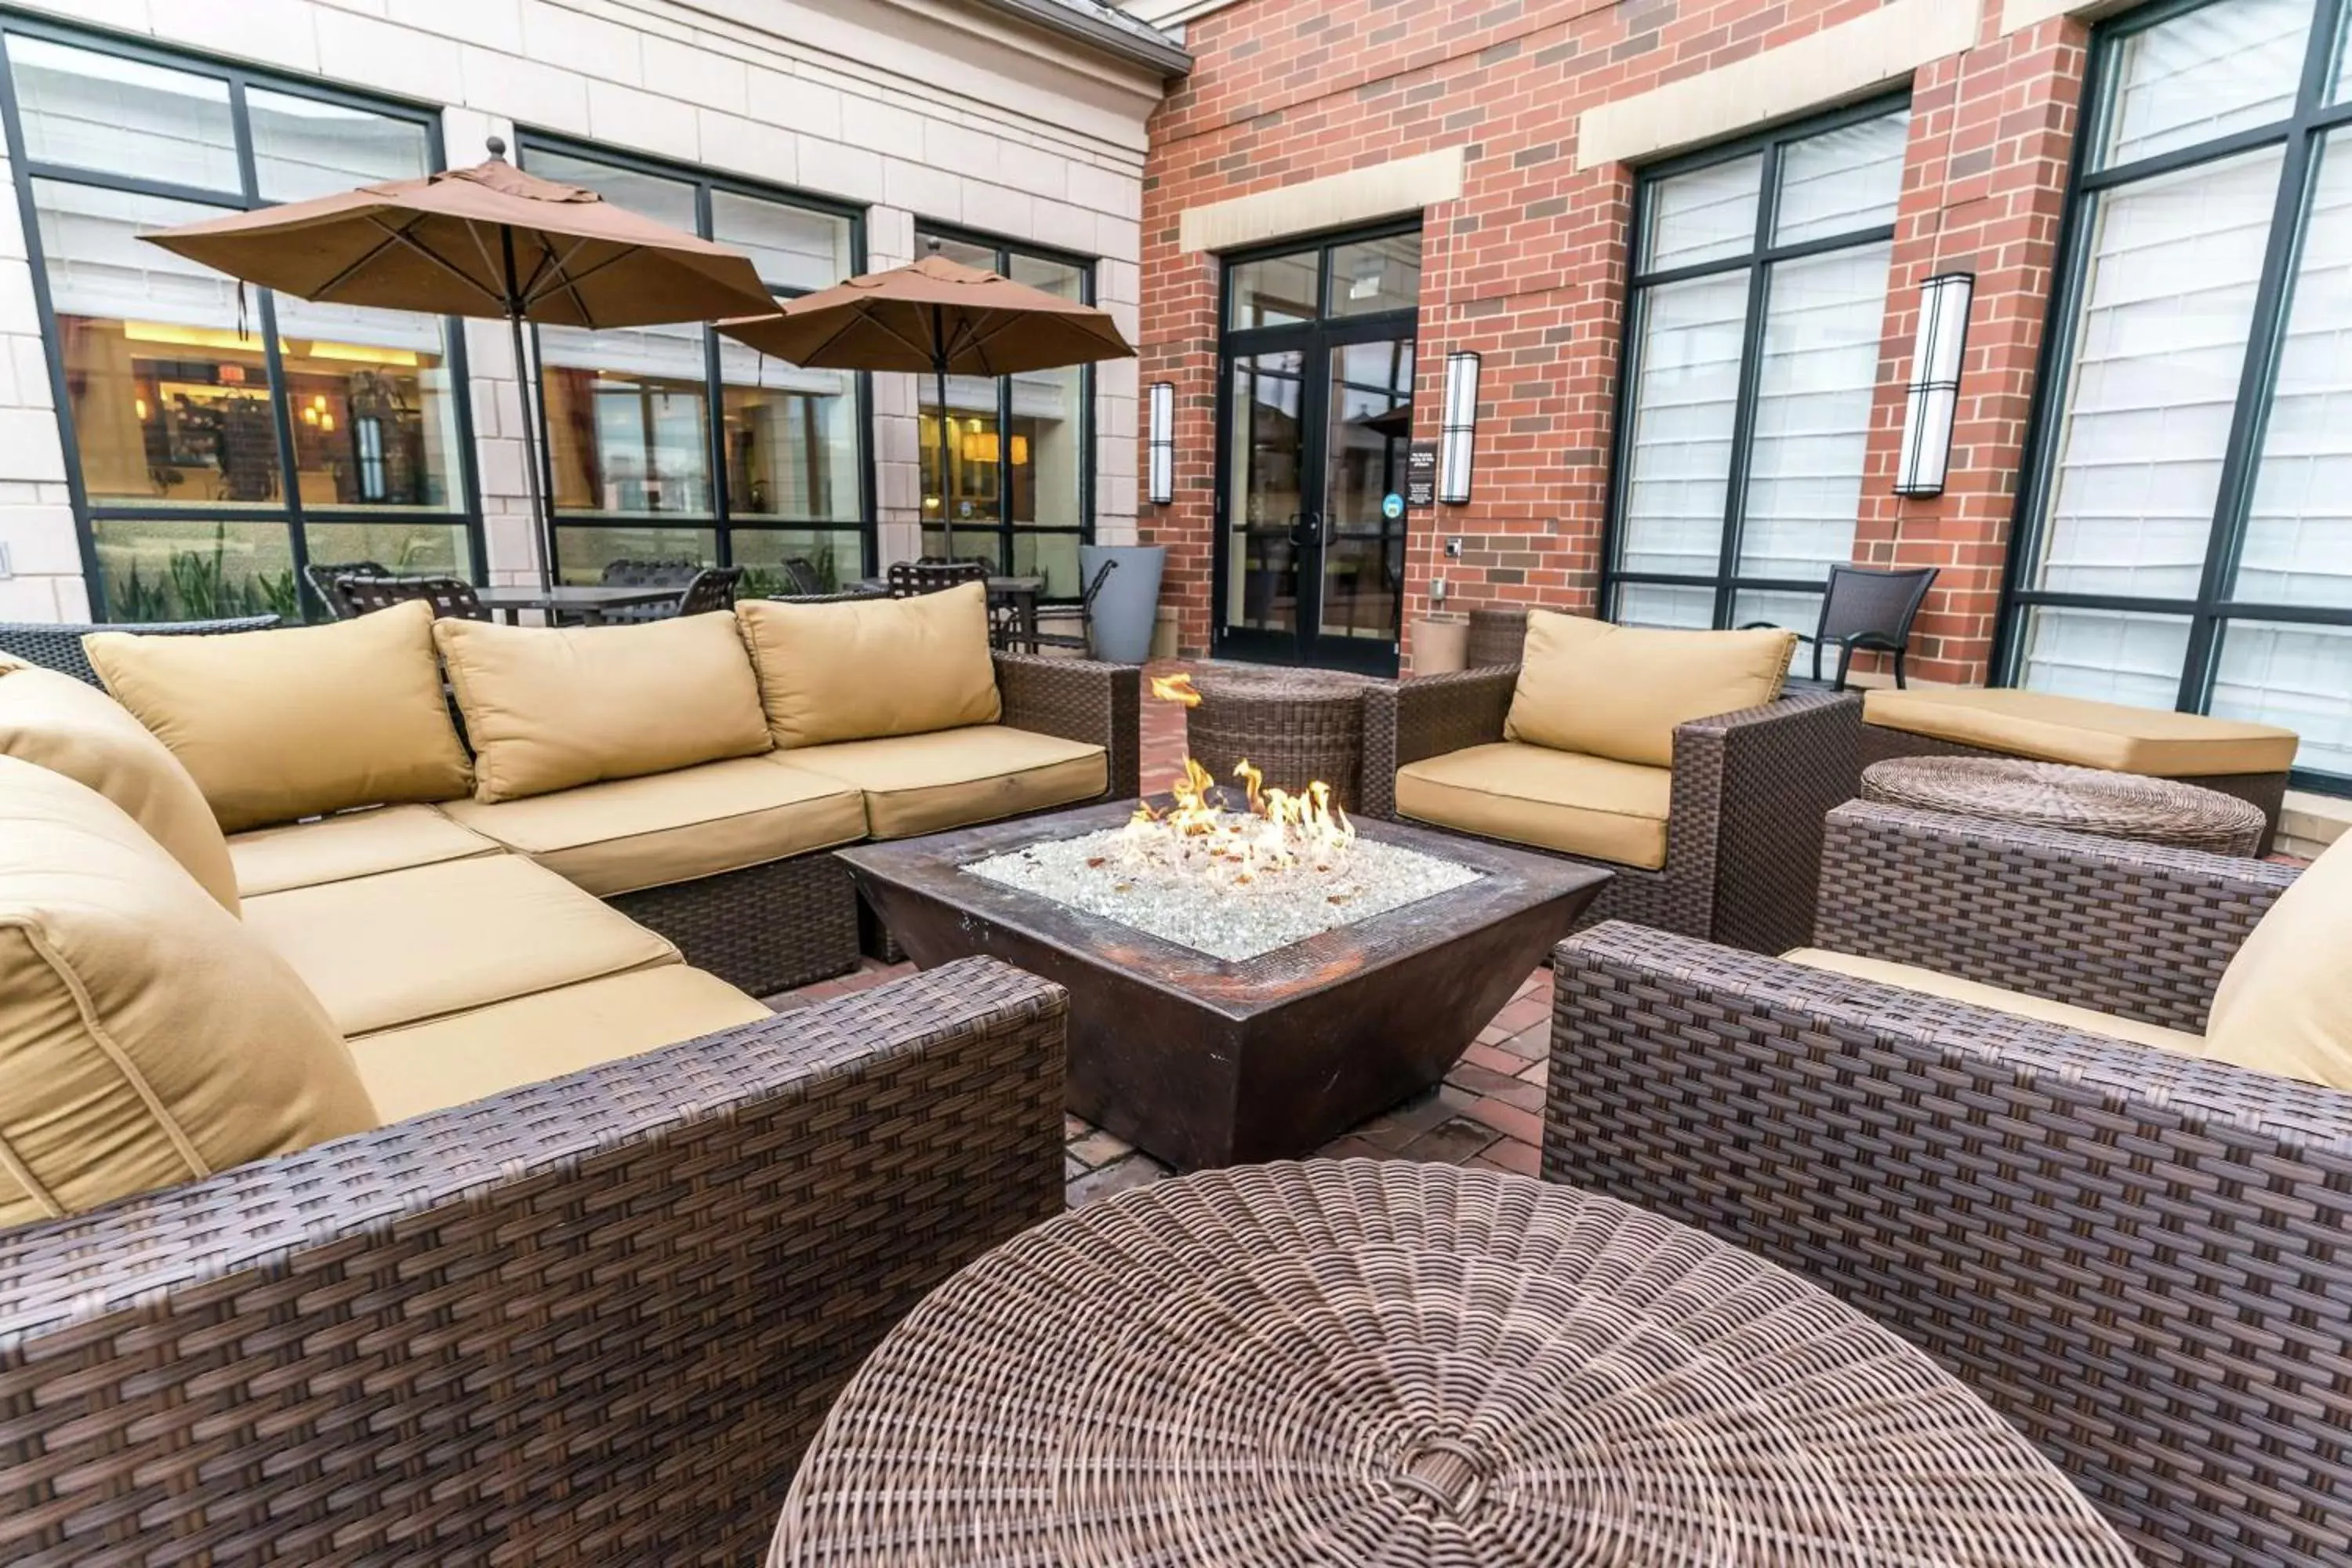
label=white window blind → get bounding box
[2035,148,2281,597]
[2104,0,2314,167]
[1737,241,1894,581]
[1617,271,1748,576]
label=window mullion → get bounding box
[2180,0,2343,710]
[1713,146,1781,630]
[227,78,311,592]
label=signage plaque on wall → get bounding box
[1405,441,1439,509]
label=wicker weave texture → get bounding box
[1185,667,1367,807]
[1862,756,2267,855]
[1859,721,2289,857]
[611,851,860,996]
[1545,920,2352,1566]
[1465,605,1528,667]
[772,1160,2132,1566]
[1813,801,2294,1032]
[1361,667,1861,953]
[1,959,1069,1567]
[0,616,279,684]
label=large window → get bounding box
[520,138,868,595]
[2009,0,2352,785]
[1607,101,1910,634]
[915,227,1093,597]
[1,19,473,620]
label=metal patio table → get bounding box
[471,583,684,626]
[770,1160,2137,1567]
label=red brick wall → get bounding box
[1138,0,2090,681]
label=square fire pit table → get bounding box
[839,799,1609,1170]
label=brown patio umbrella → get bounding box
[718,241,1134,557]
[142,138,779,586]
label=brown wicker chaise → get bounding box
[0,957,1068,1567]
[1542,801,2348,1565]
[1360,663,1860,953]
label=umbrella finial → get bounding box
[485,135,508,161]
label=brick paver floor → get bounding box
[773,659,1555,1207]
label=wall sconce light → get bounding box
[1148,380,1175,505]
[1895,271,1974,499]
[1439,350,1479,505]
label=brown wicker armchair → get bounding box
[0,958,1066,1566]
[1543,801,2347,1565]
[1360,664,1860,953]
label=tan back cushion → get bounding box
[737,583,1000,749]
[435,612,771,803]
[2203,833,2352,1090]
[0,656,240,913]
[1504,610,1795,767]
[84,600,472,832]
[0,756,375,1227]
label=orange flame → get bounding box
[1149,672,1201,708]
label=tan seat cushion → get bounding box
[441,754,866,897]
[228,804,502,898]
[1395,742,1671,869]
[0,756,373,1226]
[84,600,472,832]
[1783,948,2205,1057]
[1861,687,2298,777]
[786,726,1108,840]
[434,612,771,803]
[242,853,680,1036]
[737,583,1000,749]
[351,967,770,1122]
[0,655,240,913]
[2201,833,2352,1089]
[1504,610,1795,768]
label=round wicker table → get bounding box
[1185,665,1370,808]
[1862,755,2267,855]
[770,1162,2134,1567]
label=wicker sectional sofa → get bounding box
[1542,800,2352,1564]
[1,956,1069,1565]
[8,592,1138,1001]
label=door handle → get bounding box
[1287,511,1319,550]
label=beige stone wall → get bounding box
[0,0,1158,614]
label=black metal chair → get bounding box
[886,560,988,599]
[1743,564,1938,690]
[780,557,829,596]
[673,565,744,617]
[339,574,487,621]
[600,557,703,587]
[0,616,280,686]
[1023,557,1118,655]
[303,560,389,621]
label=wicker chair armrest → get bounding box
[0,959,1066,1563]
[1662,689,1863,953]
[1546,920,2352,1563]
[993,652,1142,799]
[1359,664,1520,818]
[1814,799,2299,1031]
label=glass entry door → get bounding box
[1218,325,1416,673]
[1216,230,1420,675]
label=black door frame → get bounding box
[1213,222,1419,676]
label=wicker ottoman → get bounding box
[1185,665,1369,808]
[771,1161,2135,1566]
[1863,755,2269,855]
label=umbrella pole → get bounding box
[501,227,555,593]
[934,343,953,563]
